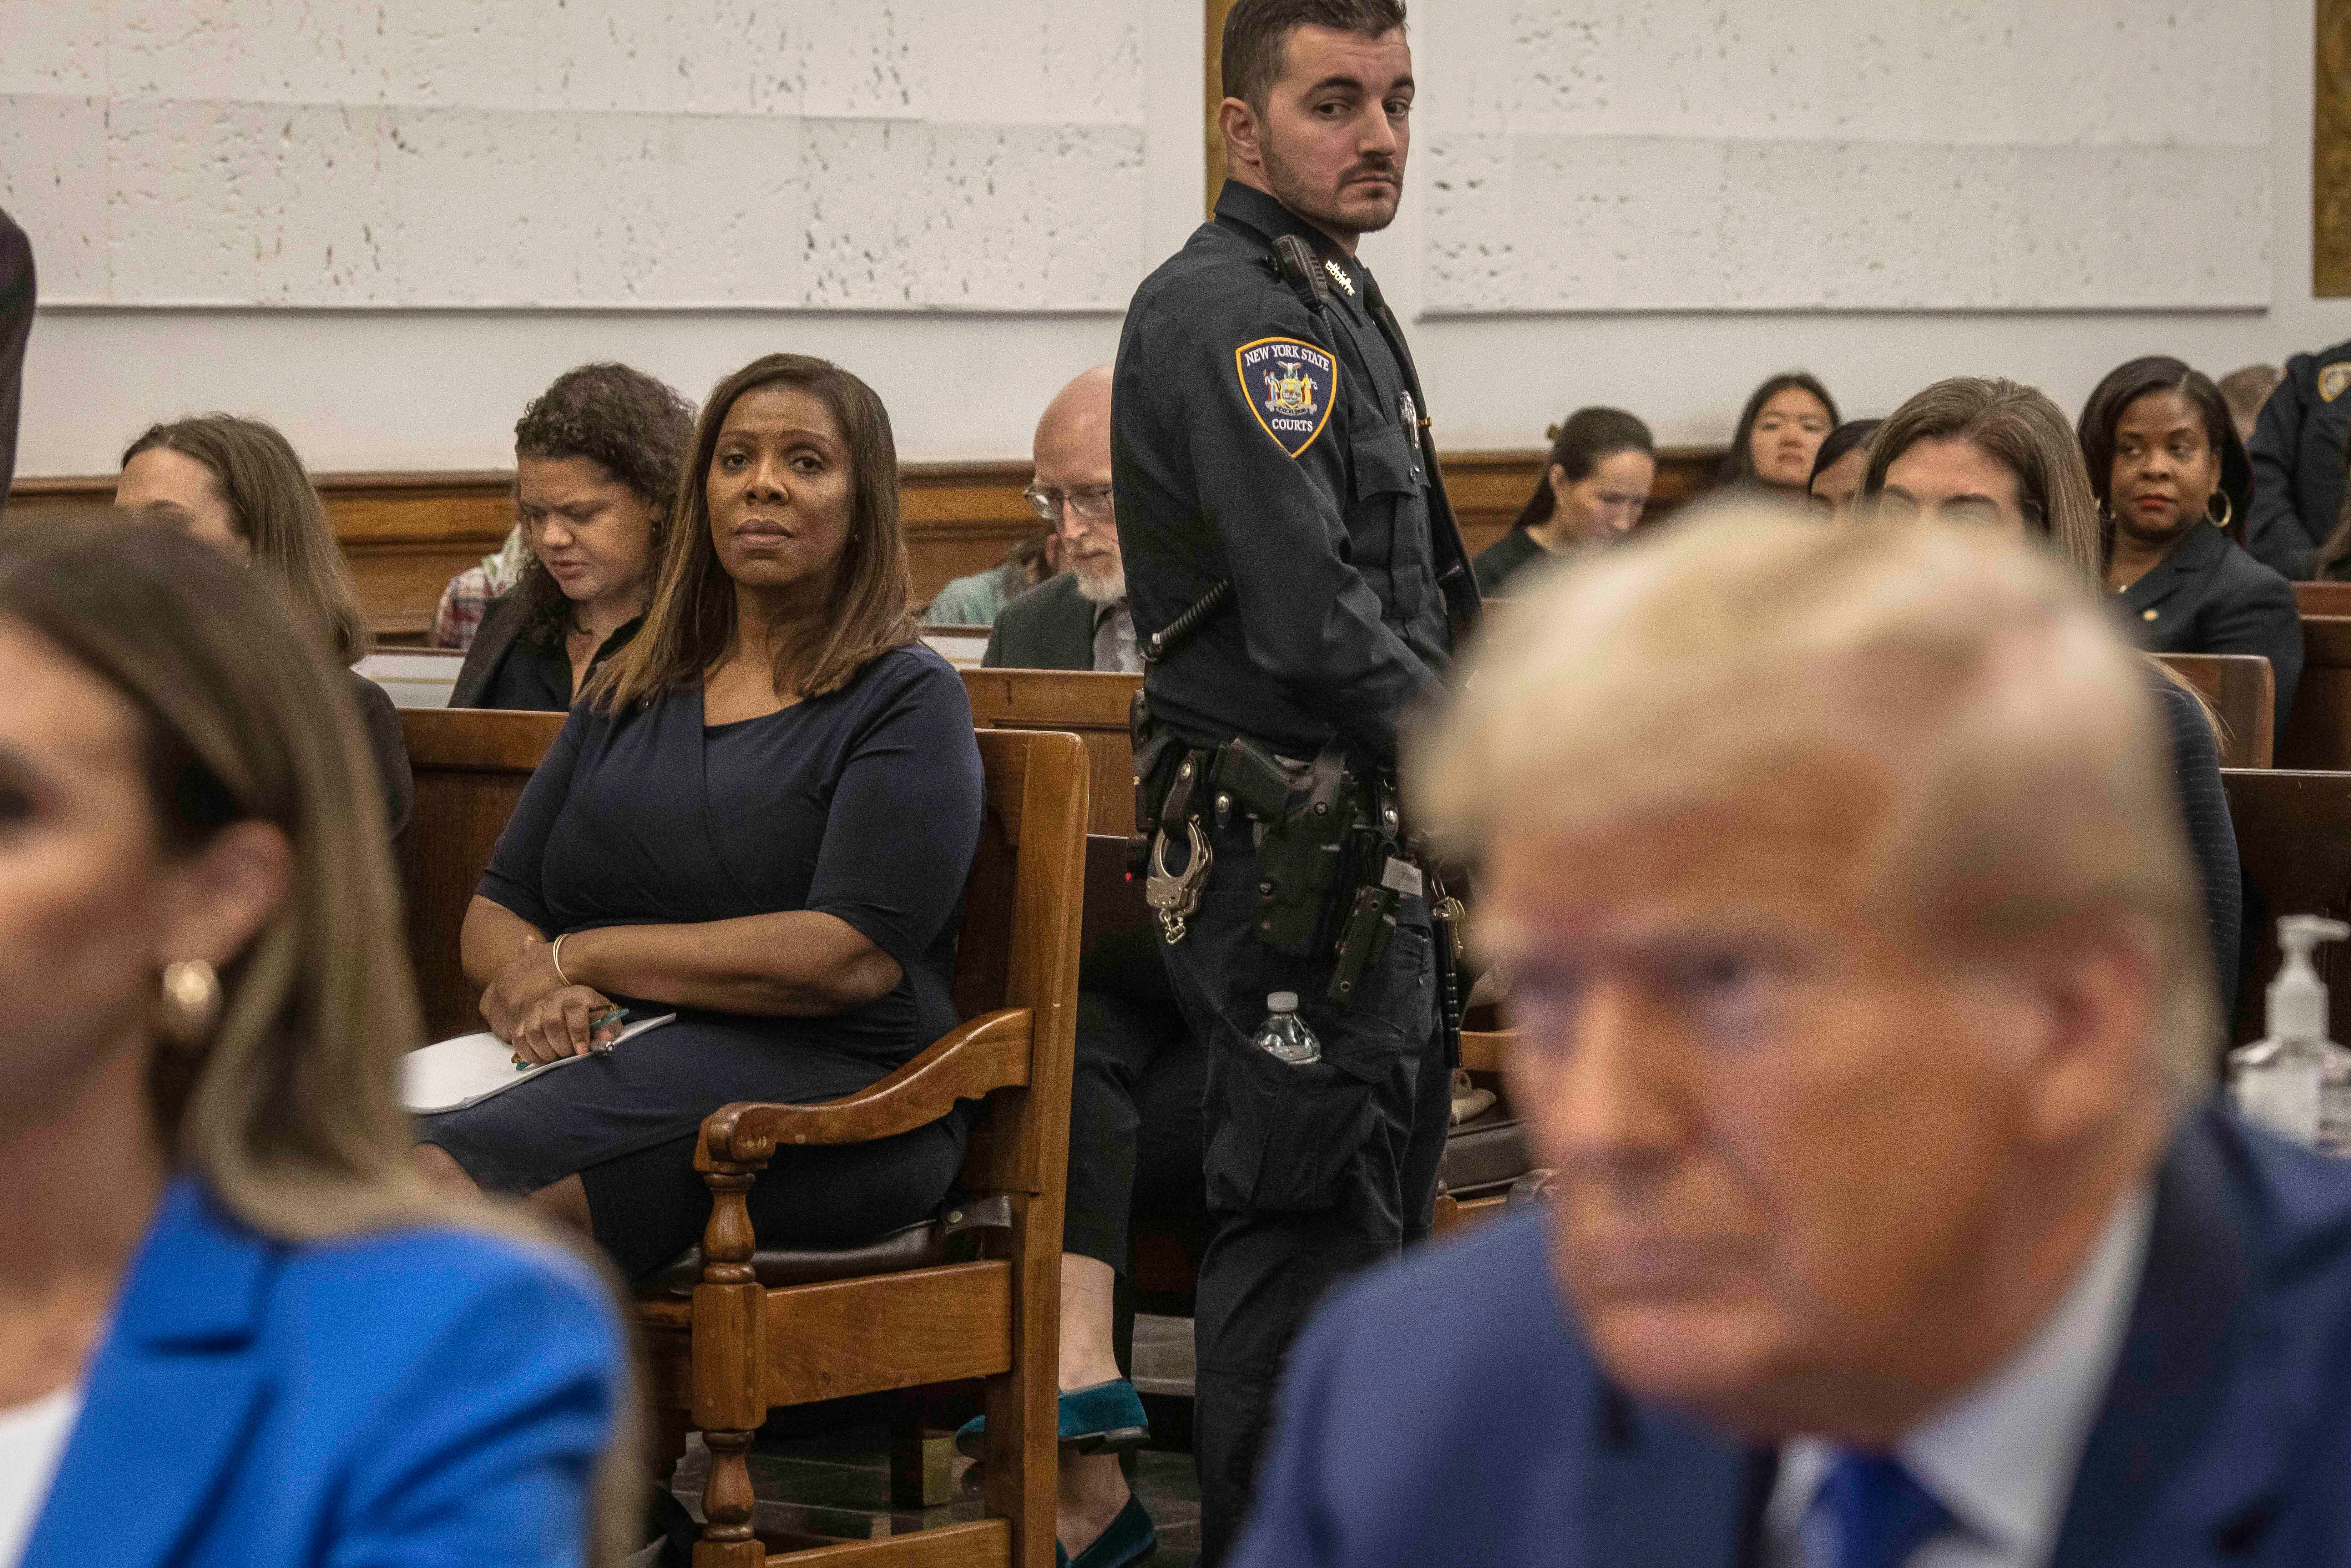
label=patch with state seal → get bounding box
[2323,362,2351,403]
[1236,336,1338,457]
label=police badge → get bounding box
[2323,363,2351,403]
[1235,336,1339,457]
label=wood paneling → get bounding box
[11,448,1725,638]
[2281,616,2351,770]
[2322,0,2351,296]
[1206,0,1237,212]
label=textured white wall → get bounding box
[1420,0,2271,312]
[0,0,1145,309]
[8,0,2347,473]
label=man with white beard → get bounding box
[983,366,1140,672]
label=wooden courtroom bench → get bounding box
[964,668,1141,837]
[2280,617,2351,770]
[2155,653,2274,769]
[2222,768,2351,1052]
[2296,582,2351,618]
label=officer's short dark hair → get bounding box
[1221,0,1408,112]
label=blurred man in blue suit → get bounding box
[1231,509,2351,1568]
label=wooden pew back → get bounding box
[963,669,1141,837]
[2155,653,2274,768]
[2222,768,2351,1048]
[398,708,567,1040]
[2296,583,2351,618]
[2281,617,2351,770]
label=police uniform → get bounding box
[2247,338,2351,580]
[1111,179,1479,1563]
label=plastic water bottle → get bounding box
[1252,991,1322,1065]
[2229,916,2351,1156]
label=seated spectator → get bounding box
[1714,371,1838,500]
[1863,376,2242,1014]
[928,531,1059,626]
[971,362,1200,1562]
[450,363,696,711]
[2219,362,2282,448]
[2246,335,2351,579]
[114,415,413,856]
[1232,508,2351,1568]
[1805,418,1879,521]
[2079,356,2301,732]
[1472,408,1655,595]
[430,526,532,650]
[0,519,625,1567]
[984,367,1141,671]
[412,353,986,1292]
[0,205,29,510]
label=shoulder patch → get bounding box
[1235,337,1338,457]
[2322,363,2351,403]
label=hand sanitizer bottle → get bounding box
[1252,992,1322,1065]
[2228,916,2351,1156]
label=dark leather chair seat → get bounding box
[1438,1106,1529,1200]
[642,1195,1012,1297]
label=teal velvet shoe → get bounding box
[954,1377,1151,1459]
[1062,1495,1156,1568]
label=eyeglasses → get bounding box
[1023,483,1115,524]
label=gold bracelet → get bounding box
[549,932,574,988]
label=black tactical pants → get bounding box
[1158,812,1450,1565]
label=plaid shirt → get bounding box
[430,527,531,650]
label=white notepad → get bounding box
[401,1012,676,1114]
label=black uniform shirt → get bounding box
[1112,180,1477,764]
[2246,338,2351,580]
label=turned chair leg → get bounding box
[696,1428,762,1567]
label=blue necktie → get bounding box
[1814,1452,1956,1568]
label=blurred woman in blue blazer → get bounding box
[0,518,628,1568]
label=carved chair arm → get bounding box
[696,1007,1033,1169]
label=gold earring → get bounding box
[157,959,221,1048]
[2209,491,2235,530]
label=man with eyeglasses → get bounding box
[984,367,1140,673]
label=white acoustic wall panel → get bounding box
[0,0,1146,309]
[1420,0,2273,313]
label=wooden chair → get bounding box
[2282,617,2351,770]
[635,727,1089,1568]
[963,669,1142,837]
[2154,653,2275,769]
[2221,768,2351,1051]
[397,707,568,1039]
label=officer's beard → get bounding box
[1261,131,1402,241]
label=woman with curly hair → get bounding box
[452,363,696,711]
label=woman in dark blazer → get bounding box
[2081,356,2303,733]
[451,363,696,711]
[415,353,987,1281]
[0,521,624,1568]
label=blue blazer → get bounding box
[1231,1103,2351,1568]
[22,1179,623,1568]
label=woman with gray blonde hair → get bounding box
[0,519,629,1568]
[1858,376,2244,1019]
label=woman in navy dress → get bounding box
[416,353,986,1279]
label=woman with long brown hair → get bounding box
[115,415,414,852]
[413,353,986,1284]
[1857,376,2244,1018]
[0,518,627,1567]
[1472,407,1655,595]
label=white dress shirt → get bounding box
[1765,1187,2155,1568]
[0,1383,80,1568]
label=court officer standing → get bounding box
[1111,2,1477,1559]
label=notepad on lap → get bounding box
[402,1013,676,1114]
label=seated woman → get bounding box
[114,415,414,854]
[1805,418,1879,521]
[413,352,986,1288]
[452,363,697,710]
[1472,408,1654,595]
[1714,371,1838,501]
[2079,355,2302,733]
[1860,376,2245,1017]
[0,519,624,1567]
